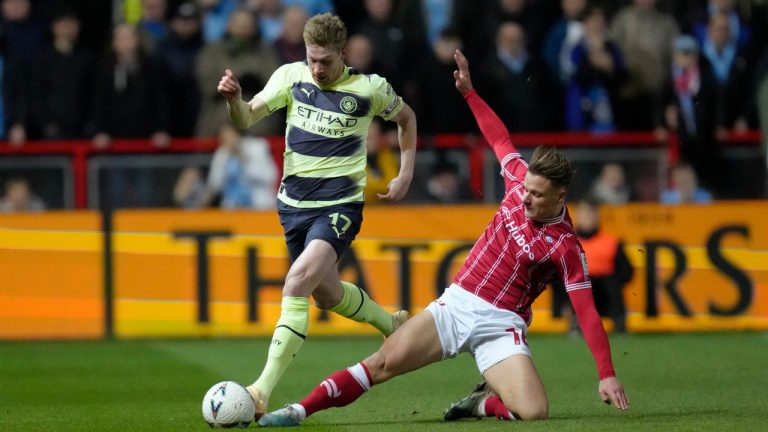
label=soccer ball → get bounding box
[201,381,256,428]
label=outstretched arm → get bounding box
[569,288,630,411]
[453,50,517,161]
[218,69,271,129]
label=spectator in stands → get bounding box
[452,0,548,63]
[354,0,426,94]
[610,0,679,131]
[0,177,45,212]
[415,28,472,134]
[1,0,44,63]
[421,0,454,48]
[156,2,204,137]
[542,0,587,84]
[701,12,751,135]
[137,0,168,53]
[688,0,753,57]
[661,162,713,204]
[195,8,281,137]
[756,48,768,178]
[657,35,720,193]
[199,0,238,43]
[0,20,29,146]
[251,0,285,44]
[284,0,333,16]
[31,5,95,141]
[89,23,171,208]
[90,23,170,149]
[344,33,380,74]
[477,21,555,132]
[420,157,472,204]
[574,198,633,333]
[553,198,633,333]
[173,165,207,208]
[203,122,278,209]
[565,5,626,133]
[541,0,588,131]
[589,162,632,204]
[273,5,309,64]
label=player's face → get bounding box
[306,44,346,86]
[522,172,566,222]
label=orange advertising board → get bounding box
[0,212,103,339]
[1,203,767,339]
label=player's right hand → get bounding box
[218,69,242,103]
[598,376,629,411]
[453,49,473,95]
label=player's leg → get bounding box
[445,303,548,421]
[258,311,444,426]
[445,355,548,421]
[308,202,408,336]
[313,265,408,336]
[247,239,338,417]
[482,355,548,420]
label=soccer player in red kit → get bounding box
[257,49,630,427]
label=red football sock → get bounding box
[300,363,372,417]
[484,395,515,420]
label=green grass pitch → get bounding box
[1,333,766,431]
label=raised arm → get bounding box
[453,50,517,161]
[218,69,271,129]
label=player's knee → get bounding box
[283,270,314,297]
[496,391,548,421]
[313,298,334,309]
[512,403,548,421]
[312,292,337,310]
[362,347,402,384]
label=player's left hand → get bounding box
[598,376,629,411]
[378,175,411,201]
[453,49,473,95]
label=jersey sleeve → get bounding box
[558,237,615,379]
[463,88,526,187]
[254,63,295,113]
[558,238,592,292]
[368,74,403,121]
[568,288,616,379]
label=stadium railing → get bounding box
[0,130,763,209]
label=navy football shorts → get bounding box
[278,201,364,262]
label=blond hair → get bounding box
[528,146,574,190]
[303,13,347,51]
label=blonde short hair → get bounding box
[528,146,574,190]
[303,13,347,51]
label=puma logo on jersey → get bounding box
[321,379,342,398]
[301,88,315,98]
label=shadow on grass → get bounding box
[548,407,729,420]
[299,407,731,429]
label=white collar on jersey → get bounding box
[536,205,566,226]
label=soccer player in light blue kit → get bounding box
[216,12,417,419]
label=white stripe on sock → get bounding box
[346,363,371,391]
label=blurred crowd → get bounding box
[2,0,768,211]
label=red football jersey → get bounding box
[453,88,614,379]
